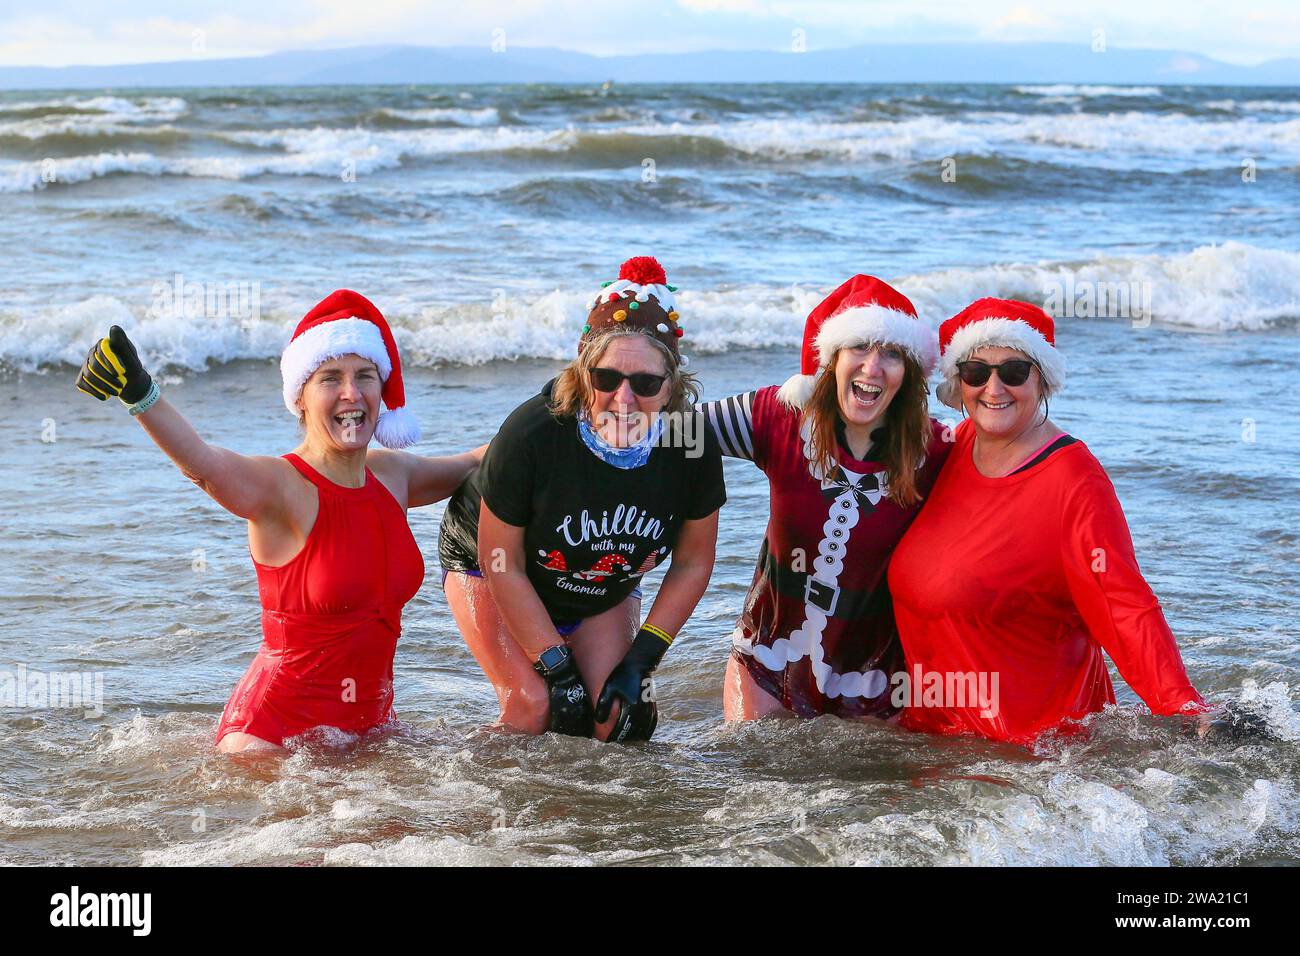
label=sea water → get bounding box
[1,82,1297,865]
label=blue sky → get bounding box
[2,0,1296,67]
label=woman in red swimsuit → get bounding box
[76,290,483,753]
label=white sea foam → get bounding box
[3,243,1294,373]
[1206,99,1300,114]
[0,126,571,192]
[901,242,1300,334]
[0,95,188,141]
[523,111,1300,166]
[377,106,501,125]
[0,118,186,141]
[6,107,1298,191]
[1015,84,1164,98]
[0,95,187,118]
[0,152,165,192]
[218,122,562,156]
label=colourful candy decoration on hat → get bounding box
[581,256,686,362]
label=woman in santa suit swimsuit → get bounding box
[75,290,483,753]
[698,275,950,720]
[888,298,1208,745]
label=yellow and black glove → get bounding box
[76,325,154,407]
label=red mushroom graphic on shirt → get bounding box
[538,549,567,571]
[576,553,633,582]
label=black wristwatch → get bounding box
[533,643,574,678]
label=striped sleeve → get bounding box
[696,391,759,461]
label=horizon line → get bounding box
[4,37,1295,73]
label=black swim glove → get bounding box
[533,644,594,737]
[76,325,153,404]
[596,625,671,743]
[1198,700,1276,744]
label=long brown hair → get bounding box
[804,349,931,508]
[548,326,699,420]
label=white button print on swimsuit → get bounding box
[733,418,890,699]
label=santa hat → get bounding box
[936,297,1066,409]
[280,289,421,449]
[776,274,938,409]
[582,256,685,363]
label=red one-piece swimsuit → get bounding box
[216,453,425,747]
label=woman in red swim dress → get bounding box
[76,290,483,753]
[888,298,1206,745]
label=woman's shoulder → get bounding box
[1048,435,1113,487]
[1012,432,1116,507]
[497,381,568,441]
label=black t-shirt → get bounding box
[438,380,727,621]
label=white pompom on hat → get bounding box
[776,274,938,410]
[280,289,421,449]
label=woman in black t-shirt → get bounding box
[438,257,725,742]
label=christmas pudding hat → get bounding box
[776,274,938,409]
[582,256,685,362]
[936,297,1065,409]
[280,289,421,448]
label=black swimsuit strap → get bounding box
[1010,434,1078,475]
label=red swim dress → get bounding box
[888,420,1203,746]
[216,453,425,747]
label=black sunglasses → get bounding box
[589,367,668,397]
[956,359,1035,388]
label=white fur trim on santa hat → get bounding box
[814,305,939,376]
[374,404,421,449]
[939,315,1066,409]
[280,317,392,415]
[776,373,817,410]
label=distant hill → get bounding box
[2,41,1298,90]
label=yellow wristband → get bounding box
[641,623,674,646]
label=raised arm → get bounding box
[76,326,288,521]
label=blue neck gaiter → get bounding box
[577,412,664,469]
